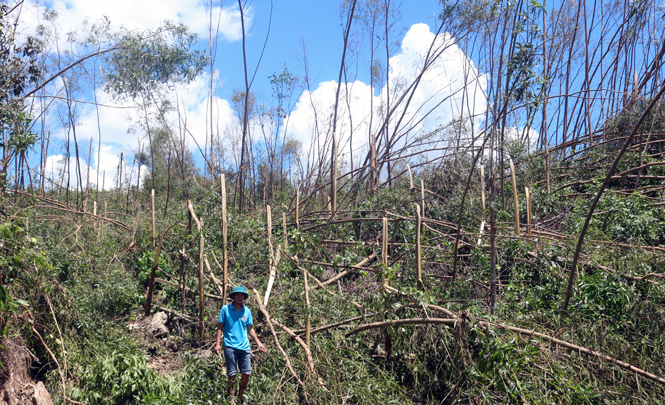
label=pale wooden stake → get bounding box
[295,185,300,229]
[332,131,337,213]
[525,186,532,236]
[264,205,277,305]
[382,217,388,286]
[480,166,486,211]
[267,205,272,259]
[416,206,423,290]
[187,200,205,341]
[510,161,520,235]
[151,189,156,248]
[370,132,376,192]
[304,270,311,346]
[221,174,228,299]
[327,196,331,212]
[477,220,486,247]
[283,211,288,251]
[407,164,414,190]
[420,179,425,220]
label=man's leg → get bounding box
[227,375,236,398]
[237,374,249,402]
[223,347,239,401]
[237,350,252,403]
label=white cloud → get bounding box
[20,0,246,43]
[285,23,488,177]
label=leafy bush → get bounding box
[69,350,179,405]
[574,274,631,319]
[72,265,143,316]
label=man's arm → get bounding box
[247,325,266,353]
[214,323,223,355]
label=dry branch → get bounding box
[269,317,330,393]
[283,253,362,308]
[250,289,307,394]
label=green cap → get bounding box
[229,286,249,299]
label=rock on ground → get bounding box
[150,311,169,338]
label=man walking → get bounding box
[214,286,266,404]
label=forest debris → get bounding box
[346,314,665,386]
[269,318,330,393]
[300,252,377,295]
[283,252,363,308]
[250,289,308,397]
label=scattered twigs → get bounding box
[622,273,665,282]
[269,318,330,393]
[129,207,141,249]
[301,252,378,295]
[30,204,131,230]
[212,252,237,290]
[283,253,362,308]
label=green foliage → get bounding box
[136,250,168,284]
[74,265,144,316]
[574,274,631,320]
[105,21,207,100]
[566,191,665,244]
[68,346,180,405]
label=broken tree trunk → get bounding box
[510,161,520,236]
[221,174,228,299]
[187,200,205,341]
[416,205,423,290]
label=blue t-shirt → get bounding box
[218,303,253,351]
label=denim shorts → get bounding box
[223,347,252,376]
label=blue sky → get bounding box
[217,0,443,95]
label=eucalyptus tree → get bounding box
[0,3,42,194]
[102,21,208,191]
